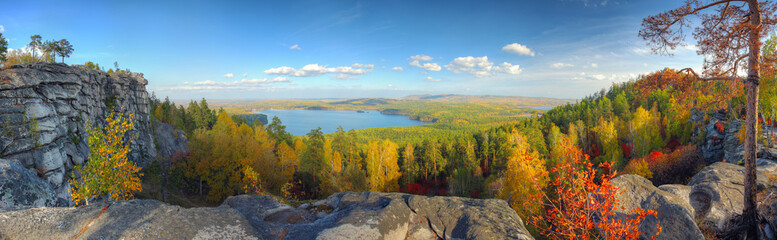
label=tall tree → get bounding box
[29,35,41,59]
[267,116,293,145]
[401,143,417,185]
[640,1,777,237]
[0,33,7,63]
[43,40,58,62]
[55,39,73,63]
[366,139,400,192]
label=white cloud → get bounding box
[387,84,393,87]
[551,62,574,68]
[224,73,234,78]
[161,77,292,91]
[243,73,248,77]
[407,55,442,72]
[263,63,373,79]
[264,66,297,75]
[0,25,4,33]
[590,63,598,68]
[289,44,301,50]
[410,60,441,71]
[502,43,535,56]
[410,55,433,61]
[493,62,523,75]
[445,56,522,77]
[392,66,403,71]
[425,76,441,82]
[352,63,363,68]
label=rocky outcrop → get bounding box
[0,192,533,240]
[611,174,704,240]
[153,121,187,159]
[723,120,746,163]
[225,192,533,240]
[0,158,66,209]
[0,63,156,198]
[687,162,770,232]
[0,199,258,239]
[700,109,727,163]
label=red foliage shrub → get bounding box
[715,121,725,133]
[647,151,664,164]
[621,143,633,159]
[664,138,680,152]
[405,183,429,195]
[436,188,448,196]
[648,145,704,186]
[588,143,601,159]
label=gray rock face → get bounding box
[0,199,258,240]
[153,120,188,159]
[611,174,704,240]
[0,63,156,197]
[0,192,533,240]
[224,192,534,240]
[686,162,769,232]
[723,120,746,163]
[0,158,65,209]
[701,110,727,163]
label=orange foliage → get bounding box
[634,68,743,111]
[624,145,704,186]
[622,158,653,180]
[647,150,664,165]
[527,142,660,240]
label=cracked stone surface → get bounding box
[0,193,534,240]
[686,162,770,232]
[220,192,534,239]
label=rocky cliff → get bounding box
[0,63,157,201]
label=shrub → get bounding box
[622,158,653,179]
[70,111,142,205]
[648,145,704,185]
[2,48,54,66]
[527,142,660,240]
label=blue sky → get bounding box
[1,0,705,100]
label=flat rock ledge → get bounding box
[0,192,533,240]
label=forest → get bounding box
[145,44,777,225]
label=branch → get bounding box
[678,67,745,82]
[657,0,747,35]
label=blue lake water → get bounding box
[255,110,431,136]
[529,106,555,111]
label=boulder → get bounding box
[153,121,188,159]
[0,199,258,239]
[0,158,64,210]
[658,184,692,204]
[687,162,769,232]
[612,174,704,240]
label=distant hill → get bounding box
[400,94,576,106]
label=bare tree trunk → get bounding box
[744,1,762,238]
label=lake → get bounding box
[529,106,555,111]
[254,110,431,136]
